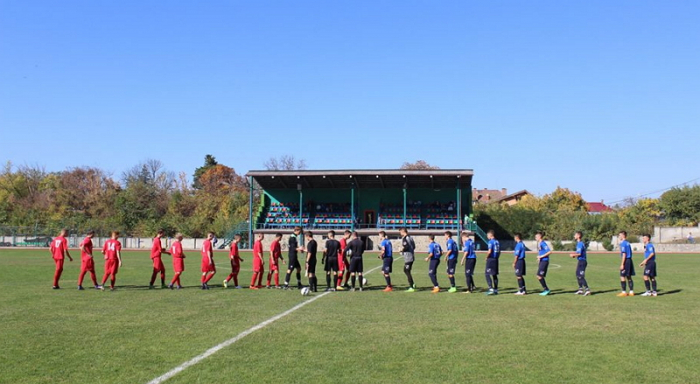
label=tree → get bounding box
[263,155,307,171]
[400,160,440,170]
[193,155,219,189]
[541,187,588,212]
[659,186,700,225]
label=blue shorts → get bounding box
[514,259,526,277]
[576,260,587,278]
[620,258,635,277]
[485,258,499,276]
[643,260,656,277]
[537,260,549,277]
[464,258,477,276]
[446,259,457,275]
[428,259,440,275]
[382,257,393,274]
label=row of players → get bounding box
[48,227,659,297]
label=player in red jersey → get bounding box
[224,234,244,288]
[100,231,123,291]
[50,229,73,289]
[149,229,171,289]
[250,233,265,289]
[200,232,216,290]
[168,233,186,289]
[77,230,100,290]
[338,230,352,289]
[266,233,286,288]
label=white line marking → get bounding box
[550,263,562,269]
[147,257,399,384]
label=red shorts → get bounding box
[173,258,185,273]
[201,261,216,273]
[81,257,95,272]
[104,259,119,275]
[253,260,264,273]
[230,262,240,274]
[152,257,165,272]
[338,258,347,272]
[269,259,279,272]
[54,258,64,270]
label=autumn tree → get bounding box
[400,160,440,170]
[264,155,307,171]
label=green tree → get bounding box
[193,155,219,189]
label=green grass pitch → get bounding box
[1,249,699,384]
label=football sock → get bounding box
[385,275,391,287]
[250,272,258,287]
[517,278,524,290]
[267,272,272,286]
[101,273,109,286]
[538,278,547,290]
[581,278,588,289]
[337,276,343,287]
[204,273,215,284]
[110,276,115,288]
[449,276,455,287]
[54,268,63,287]
[652,279,657,291]
[233,274,238,286]
[628,279,634,291]
[150,270,158,285]
[296,272,302,285]
[78,271,85,286]
[284,272,291,285]
[274,273,279,286]
[644,280,651,291]
[429,273,438,287]
[160,272,165,285]
[493,276,499,290]
[405,271,414,287]
[201,275,206,283]
[326,274,331,288]
[466,275,474,290]
[621,281,626,291]
[359,275,364,288]
[257,272,264,287]
[90,271,98,286]
[485,275,493,289]
[170,274,179,286]
[351,275,356,288]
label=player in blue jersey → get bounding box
[512,233,527,295]
[444,231,459,293]
[460,232,477,293]
[569,231,590,296]
[639,234,658,297]
[535,231,552,296]
[378,231,394,292]
[617,231,635,297]
[485,230,500,295]
[425,235,443,293]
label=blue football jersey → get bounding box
[538,241,550,261]
[644,243,655,261]
[620,240,632,259]
[576,241,587,261]
[488,239,500,259]
[514,242,526,260]
[445,238,458,260]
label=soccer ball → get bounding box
[346,249,352,257]
[362,278,368,286]
[301,287,310,296]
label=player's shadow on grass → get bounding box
[657,289,681,296]
[548,289,577,295]
[121,285,154,290]
[591,289,618,295]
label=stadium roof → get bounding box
[246,169,474,190]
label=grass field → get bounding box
[1,248,699,384]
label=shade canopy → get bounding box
[247,169,474,190]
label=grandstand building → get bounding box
[246,169,480,249]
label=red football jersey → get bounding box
[201,239,213,262]
[103,239,122,260]
[80,236,93,260]
[50,236,68,260]
[151,237,163,259]
[171,241,184,258]
[253,240,263,258]
[229,242,239,258]
[270,240,282,260]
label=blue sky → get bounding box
[1,1,699,204]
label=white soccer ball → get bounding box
[362,278,368,286]
[301,287,310,296]
[346,249,352,257]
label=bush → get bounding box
[602,239,614,251]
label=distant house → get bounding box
[492,190,531,206]
[472,188,508,203]
[587,201,613,214]
[472,188,531,206]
